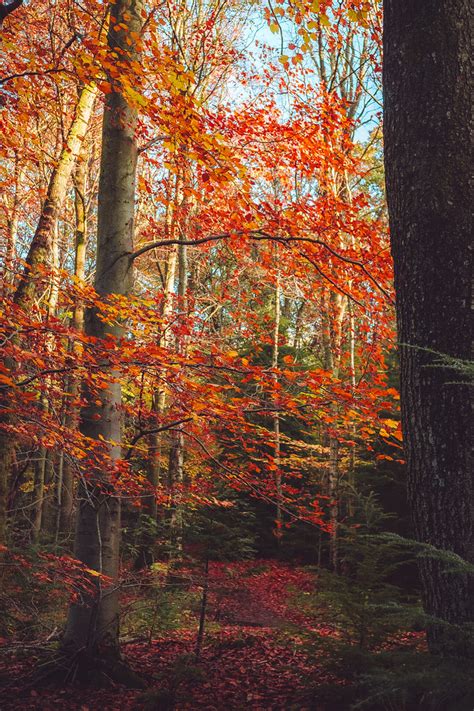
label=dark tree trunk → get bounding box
[383,1,473,655]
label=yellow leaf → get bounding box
[382,418,399,429]
[269,22,279,34]
[123,86,148,108]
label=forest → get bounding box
[0,0,472,709]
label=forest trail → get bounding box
[0,561,333,710]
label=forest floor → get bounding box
[0,559,418,710]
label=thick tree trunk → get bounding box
[383,0,473,655]
[62,0,142,664]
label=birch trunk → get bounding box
[15,83,98,310]
[167,235,187,571]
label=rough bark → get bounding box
[383,0,473,655]
[62,0,142,662]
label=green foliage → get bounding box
[185,489,257,562]
[298,494,474,711]
[121,586,199,639]
[303,493,418,650]
[122,513,162,563]
[353,650,474,711]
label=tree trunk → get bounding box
[135,174,181,570]
[0,83,97,546]
[322,288,346,571]
[167,234,187,572]
[3,157,24,290]
[383,0,473,655]
[39,223,61,538]
[62,0,142,664]
[14,83,98,310]
[272,267,282,541]
[31,449,47,543]
[58,149,89,538]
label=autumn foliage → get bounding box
[0,0,437,707]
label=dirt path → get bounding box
[0,561,327,710]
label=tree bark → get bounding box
[272,267,282,541]
[62,0,142,662]
[58,149,89,538]
[167,229,187,573]
[383,0,473,655]
[14,83,98,310]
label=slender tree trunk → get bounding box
[136,175,180,570]
[383,0,473,656]
[147,198,180,512]
[322,289,346,571]
[15,83,98,310]
[0,83,97,546]
[347,297,356,518]
[58,150,89,537]
[40,223,61,538]
[167,233,187,572]
[195,555,209,661]
[62,0,142,664]
[3,158,24,290]
[272,268,282,540]
[31,450,47,543]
